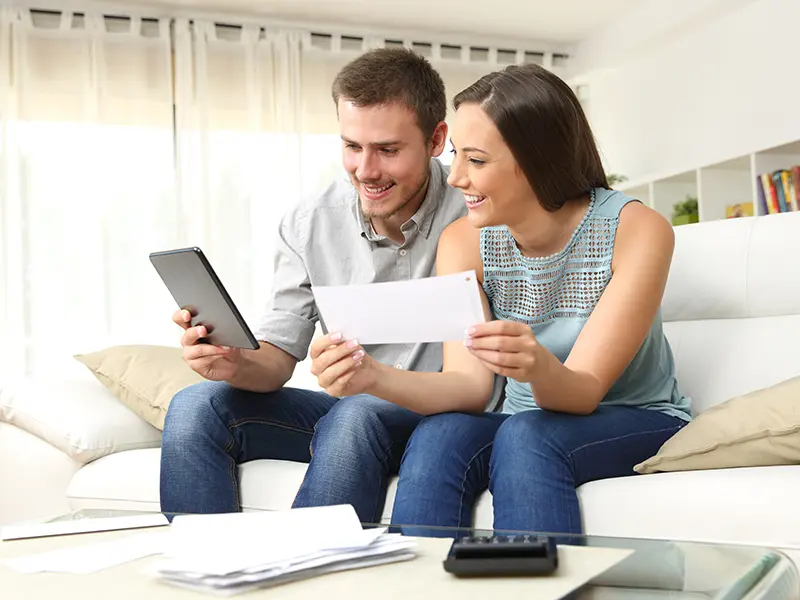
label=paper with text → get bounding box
[311,271,485,344]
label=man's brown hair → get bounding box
[453,63,608,211]
[332,47,446,140]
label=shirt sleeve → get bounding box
[252,209,318,361]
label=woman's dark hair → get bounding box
[453,63,608,211]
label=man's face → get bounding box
[338,99,433,221]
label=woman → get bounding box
[310,63,691,535]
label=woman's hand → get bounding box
[464,321,545,383]
[309,333,381,398]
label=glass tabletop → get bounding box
[20,509,800,600]
[377,521,798,600]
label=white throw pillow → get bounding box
[0,375,162,465]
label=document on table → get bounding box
[2,532,166,574]
[311,270,485,344]
[151,505,417,596]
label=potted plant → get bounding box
[671,195,699,226]
[607,173,628,187]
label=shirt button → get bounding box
[399,249,407,256]
[394,363,404,369]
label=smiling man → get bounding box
[159,48,476,523]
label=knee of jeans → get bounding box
[162,380,229,443]
[399,414,471,481]
[494,410,558,459]
[315,394,389,441]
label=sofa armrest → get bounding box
[0,421,78,526]
[0,374,162,465]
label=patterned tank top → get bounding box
[480,187,691,420]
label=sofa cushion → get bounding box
[74,345,204,430]
[67,449,800,549]
[0,376,162,465]
[635,376,800,474]
[579,465,800,547]
[67,448,494,527]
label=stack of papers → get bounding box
[151,505,416,596]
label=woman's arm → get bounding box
[465,201,674,415]
[530,202,675,414]
[365,217,497,415]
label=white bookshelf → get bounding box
[616,139,800,224]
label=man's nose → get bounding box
[356,151,381,182]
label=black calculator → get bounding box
[443,534,559,577]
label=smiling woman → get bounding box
[386,63,693,539]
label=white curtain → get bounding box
[0,7,533,380]
[0,8,177,379]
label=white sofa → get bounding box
[2,212,800,552]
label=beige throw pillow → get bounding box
[74,345,205,431]
[635,376,800,474]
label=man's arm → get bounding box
[225,342,297,393]
[178,207,316,393]
[239,208,318,391]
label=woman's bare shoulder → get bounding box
[436,216,483,277]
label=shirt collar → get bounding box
[354,158,445,242]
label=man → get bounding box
[160,47,474,522]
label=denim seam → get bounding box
[457,442,494,529]
[230,456,240,509]
[567,424,683,456]
[372,440,397,523]
[228,418,315,436]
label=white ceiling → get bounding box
[90,0,642,45]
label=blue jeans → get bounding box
[390,406,687,537]
[159,381,423,522]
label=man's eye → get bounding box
[381,148,398,155]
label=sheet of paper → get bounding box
[0,513,169,541]
[161,505,384,576]
[311,270,485,344]
[151,505,419,596]
[1,532,165,574]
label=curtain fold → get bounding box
[1,9,177,377]
[0,8,525,378]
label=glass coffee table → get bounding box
[381,521,799,599]
[1,509,797,599]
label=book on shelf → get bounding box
[756,166,800,214]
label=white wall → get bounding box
[572,0,800,182]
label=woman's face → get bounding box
[447,102,537,229]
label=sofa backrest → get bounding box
[662,211,800,415]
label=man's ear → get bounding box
[428,121,448,157]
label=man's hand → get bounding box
[174,309,241,381]
[309,332,380,398]
[464,320,546,382]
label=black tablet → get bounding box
[149,247,260,350]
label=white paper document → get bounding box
[151,505,417,596]
[311,270,485,344]
[2,532,165,574]
[0,513,169,541]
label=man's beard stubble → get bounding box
[359,168,430,223]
